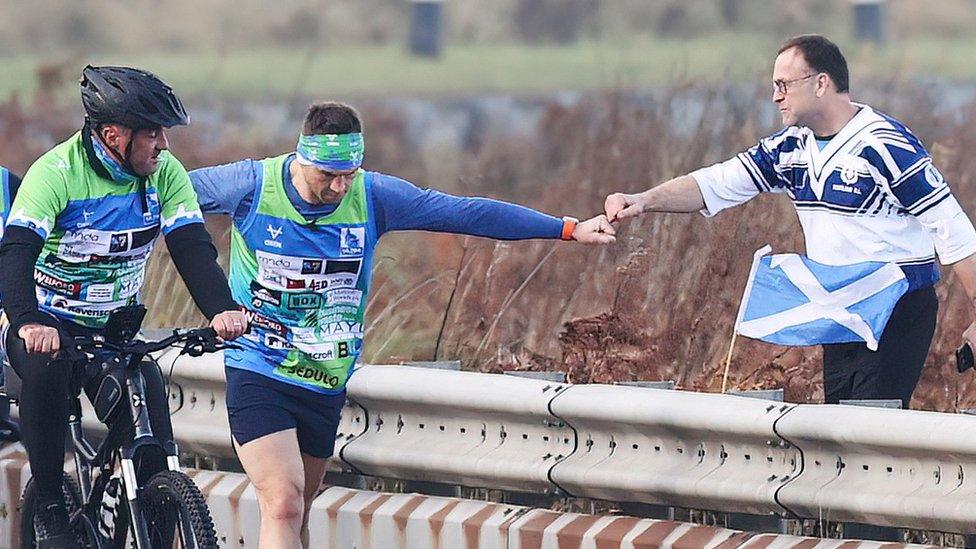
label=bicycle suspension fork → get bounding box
[122,367,155,549]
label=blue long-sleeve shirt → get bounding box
[189,155,564,239]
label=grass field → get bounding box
[4,32,976,100]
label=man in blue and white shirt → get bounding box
[605,34,976,408]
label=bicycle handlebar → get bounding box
[70,327,225,360]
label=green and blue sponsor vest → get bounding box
[226,154,375,394]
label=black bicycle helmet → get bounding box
[80,65,189,129]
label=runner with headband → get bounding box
[190,101,615,548]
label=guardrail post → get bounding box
[402,479,462,497]
[729,389,784,401]
[396,361,465,496]
[325,470,368,490]
[726,513,789,534]
[615,380,676,390]
[616,501,675,520]
[839,399,901,409]
[503,371,567,383]
[502,490,557,507]
[843,522,901,542]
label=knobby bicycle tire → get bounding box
[139,470,218,548]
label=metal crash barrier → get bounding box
[0,448,936,549]
[8,351,976,537]
[774,404,976,532]
[156,354,976,533]
[339,365,574,493]
[548,385,799,515]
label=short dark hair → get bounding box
[778,34,850,93]
[302,102,362,135]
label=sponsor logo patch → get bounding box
[340,227,364,256]
[249,281,282,308]
[85,284,115,303]
[264,224,283,249]
[326,288,363,306]
[34,272,82,297]
[263,333,291,350]
[925,164,945,187]
[301,259,323,275]
[242,309,288,335]
[109,233,130,253]
[286,293,322,310]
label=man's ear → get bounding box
[99,124,127,148]
[816,73,829,98]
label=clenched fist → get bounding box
[571,215,616,244]
[604,192,646,222]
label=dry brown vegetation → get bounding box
[3,82,976,412]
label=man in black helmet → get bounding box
[0,65,248,548]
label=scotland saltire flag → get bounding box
[735,246,909,351]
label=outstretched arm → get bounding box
[605,132,794,223]
[604,174,705,221]
[373,175,614,243]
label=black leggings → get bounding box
[7,324,174,501]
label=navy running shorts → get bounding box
[225,366,346,458]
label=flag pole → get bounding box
[720,331,738,394]
[722,244,772,393]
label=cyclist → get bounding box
[0,165,21,442]
[190,101,615,547]
[0,65,248,548]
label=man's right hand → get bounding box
[210,310,249,342]
[18,323,61,357]
[604,192,646,222]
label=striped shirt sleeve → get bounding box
[867,125,949,216]
[691,129,795,217]
[864,124,976,263]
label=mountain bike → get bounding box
[3,305,223,548]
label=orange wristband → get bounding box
[561,216,579,241]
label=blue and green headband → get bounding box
[296,133,365,171]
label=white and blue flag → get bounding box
[735,246,909,351]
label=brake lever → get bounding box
[180,331,227,357]
[182,340,211,358]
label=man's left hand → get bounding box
[572,214,616,244]
[211,310,249,341]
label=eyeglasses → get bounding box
[772,73,819,95]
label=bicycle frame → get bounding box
[67,349,186,549]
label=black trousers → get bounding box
[7,323,174,501]
[821,286,938,409]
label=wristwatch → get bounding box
[561,216,579,241]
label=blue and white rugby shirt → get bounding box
[692,103,976,291]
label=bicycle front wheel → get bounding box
[139,470,218,548]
